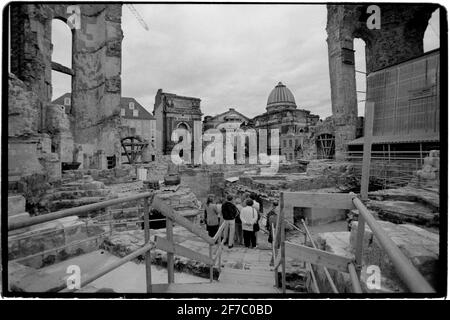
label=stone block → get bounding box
[8,195,26,216]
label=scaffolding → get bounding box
[342,150,429,189]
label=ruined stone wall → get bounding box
[9,4,124,177]
[326,4,437,159]
[72,5,123,163]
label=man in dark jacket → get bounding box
[221,195,239,248]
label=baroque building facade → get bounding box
[153,89,203,155]
[252,82,320,160]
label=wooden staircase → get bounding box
[151,267,281,293]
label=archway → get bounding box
[423,8,440,52]
[51,18,73,108]
[353,38,367,117]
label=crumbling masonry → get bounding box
[326,4,437,159]
[9,4,124,181]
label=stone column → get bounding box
[326,5,358,160]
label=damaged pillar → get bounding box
[326,4,437,160]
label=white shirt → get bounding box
[240,206,258,231]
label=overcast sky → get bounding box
[51,4,440,119]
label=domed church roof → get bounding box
[266,82,297,112]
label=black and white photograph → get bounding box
[0,1,447,301]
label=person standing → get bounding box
[250,193,261,247]
[221,195,239,249]
[266,201,279,265]
[240,199,258,248]
[204,196,220,238]
[234,198,244,246]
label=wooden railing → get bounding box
[8,191,227,293]
[273,191,435,294]
[9,188,434,294]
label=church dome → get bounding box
[266,82,297,112]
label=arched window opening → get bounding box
[316,134,335,160]
[51,19,73,110]
[353,38,367,117]
[423,9,440,53]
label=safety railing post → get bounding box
[166,216,175,283]
[354,213,366,278]
[209,244,213,282]
[281,203,286,294]
[143,195,152,293]
[353,196,434,293]
[109,209,113,237]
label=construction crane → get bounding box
[126,4,149,31]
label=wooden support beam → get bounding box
[9,192,154,231]
[214,244,223,263]
[274,252,282,269]
[213,222,226,242]
[281,212,286,294]
[301,219,339,293]
[361,101,375,200]
[285,242,353,273]
[348,263,363,293]
[152,196,215,245]
[281,192,355,210]
[209,245,213,282]
[60,241,155,292]
[155,236,214,266]
[354,213,366,277]
[166,217,175,283]
[143,196,152,293]
[306,262,320,293]
[51,61,74,76]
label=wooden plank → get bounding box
[281,192,355,210]
[213,222,226,242]
[213,244,222,263]
[354,213,366,277]
[51,61,74,76]
[152,196,215,245]
[281,211,286,293]
[285,241,352,273]
[151,282,280,294]
[166,217,175,283]
[155,236,214,266]
[306,262,320,293]
[348,263,363,293]
[274,252,282,269]
[219,268,274,287]
[361,101,375,200]
[143,197,152,293]
[209,245,213,282]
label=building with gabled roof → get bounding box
[52,94,157,155]
[203,108,250,131]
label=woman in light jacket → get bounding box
[204,196,220,238]
[239,199,258,248]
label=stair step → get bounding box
[219,268,275,287]
[151,281,280,293]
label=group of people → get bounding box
[203,193,279,250]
